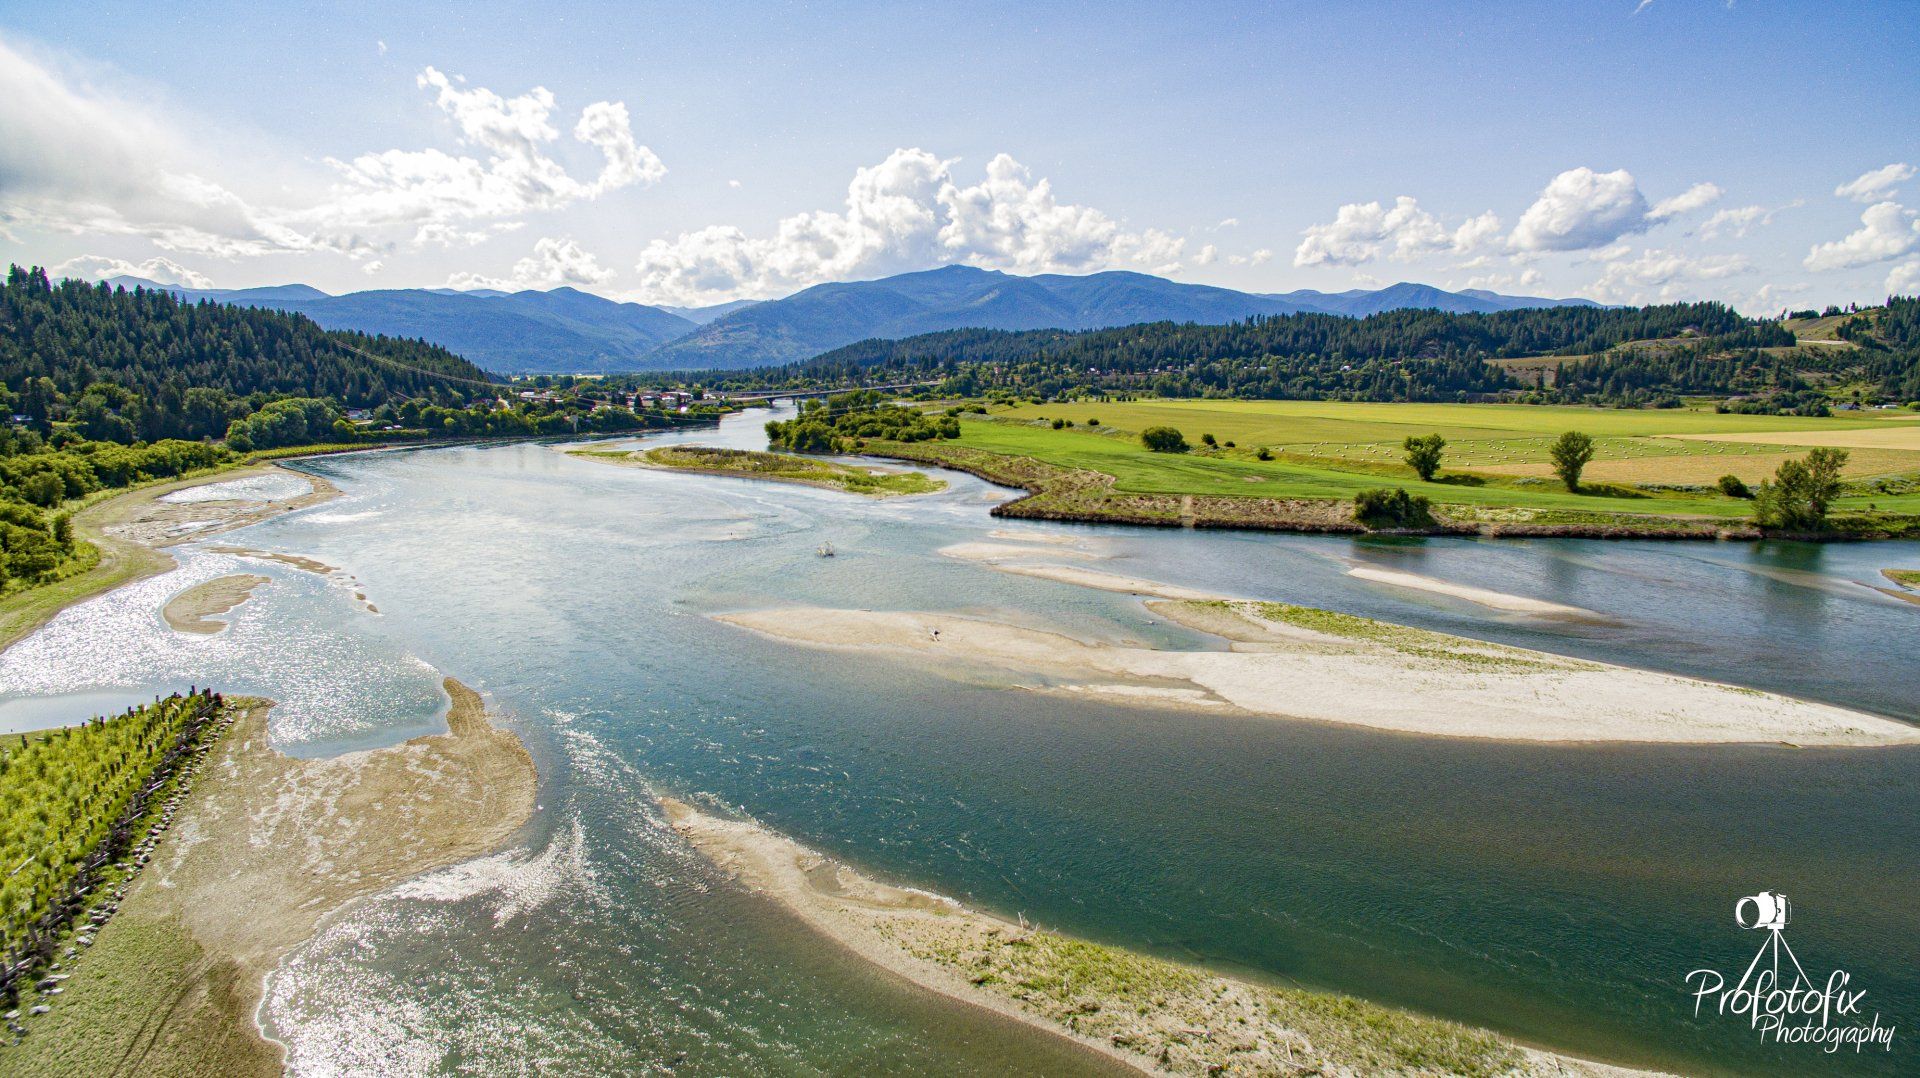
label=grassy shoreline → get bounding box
[574,444,946,497]
[865,435,1920,541]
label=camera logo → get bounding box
[1684,891,1895,1054]
[1735,890,1790,932]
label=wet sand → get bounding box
[660,797,1658,1078]
[9,681,537,1076]
[201,546,341,576]
[1345,564,1598,617]
[714,604,1919,745]
[163,574,271,633]
[937,542,1238,600]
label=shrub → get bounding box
[1716,474,1752,499]
[1201,432,1217,446]
[1353,488,1435,530]
[1140,426,1189,453]
[1051,418,1066,429]
[1255,447,1273,461]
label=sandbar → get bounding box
[715,604,1919,746]
[938,543,1235,601]
[660,796,1657,1077]
[203,546,340,576]
[937,541,1097,562]
[1345,564,1597,617]
[163,574,271,633]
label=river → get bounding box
[9,405,1919,1075]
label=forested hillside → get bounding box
[1553,297,1919,410]
[690,301,1753,402]
[2,267,493,442]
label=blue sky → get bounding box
[2,1,1916,310]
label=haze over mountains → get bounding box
[105,266,1603,375]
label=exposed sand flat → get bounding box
[1345,564,1598,617]
[716,605,1919,745]
[660,796,1659,1078]
[202,546,339,576]
[163,574,270,633]
[937,541,1098,562]
[15,681,537,1075]
[939,541,1242,600]
[955,559,1237,601]
[1669,424,1920,451]
[102,466,340,550]
[986,528,1090,546]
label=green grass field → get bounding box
[934,400,1920,522]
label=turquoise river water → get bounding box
[5,406,1917,1076]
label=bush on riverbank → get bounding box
[1352,487,1436,530]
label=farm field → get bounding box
[936,400,1920,521]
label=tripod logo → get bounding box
[1684,891,1896,1054]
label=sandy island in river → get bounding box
[660,796,1656,1078]
[162,574,271,633]
[9,680,537,1077]
[1343,564,1598,618]
[940,535,1600,617]
[938,542,1240,601]
[715,602,1918,745]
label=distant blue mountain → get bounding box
[1268,281,1606,317]
[645,266,1605,370]
[102,266,1605,373]
[108,278,696,374]
[657,299,760,325]
[644,266,1339,369]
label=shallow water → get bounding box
[7,408,1918,1075]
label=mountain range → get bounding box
[105,267,1603,375]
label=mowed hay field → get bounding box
[973,400,1920,516]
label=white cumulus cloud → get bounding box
[1835,163,1914,203]
[446,236,614,291]
[0,38,663,267]
[630,149,1183,304]
[52,254,212,288]
[1803,202,1920,271]
[311,67,663,245]
[1293,196,1494,267]
[1509,167,1654,252]
[1587,247,1751,303]
[1887,260,1920,296]
[1648,181,1723,220]
[1695,200,1799,240]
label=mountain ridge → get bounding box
[97,267,1606,374]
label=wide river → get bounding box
[8,406,1919,1075]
